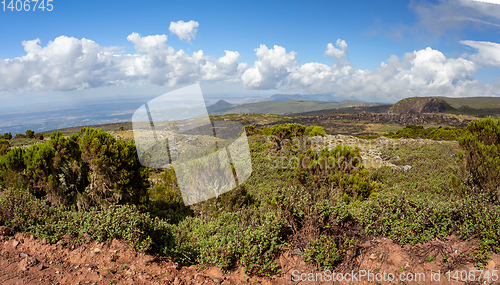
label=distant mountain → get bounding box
[264,93,341,102]
[207,99,234,113]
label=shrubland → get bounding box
[1,118,500,273]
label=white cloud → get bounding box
[127,32,169,53]
[282,45,493,101]
[0,33,245,92]
[410,0,500,35]
[0,36,119,92]
[461,40,500,66]
[325,39,348,59]
[241,44,296,89]
[169,20,199,42]
[202,50,247,80]
[0,34,498,102]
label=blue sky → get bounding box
[1,0,500,110]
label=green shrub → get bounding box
[305,126,326,137]
[0,187,175,252]
[34,133,44,140]
[147,169,193,224]
[0,128,150,208]
[2,132,12,140]
[25,130,35,139]
[303,235,357,270]
[0,139,9,156]
[173,208,285,275]
[244,125,259,136]
[294,145,377,201]
[377,125,465,141]
[456,117,500,202]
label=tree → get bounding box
[23,132,82,204]
[75,128,149,207]
[0,128,150,209]
[25,130,35,139]
[2,133,12,140]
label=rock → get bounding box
[206,267,224,279]
[0,226,13,236]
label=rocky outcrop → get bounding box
[389,97,455,114]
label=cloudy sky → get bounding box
[1,0,500,109]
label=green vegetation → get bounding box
[2,132,12,140]
[0,128,149,208]
[2,118,500,274]
[357,125,465,141]
[210,99,380,115]
[384,125,465,140]
[294,146,377,202]
[0,139,8,156]
[453,117,500,202]
[305,125,326,136]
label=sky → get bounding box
[1,0,500,112]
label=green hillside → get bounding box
[437,96,500,109]
[211,100,381,115]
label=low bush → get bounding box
[0,187,174,252]
[172,208,286,276]
[294,145,377,202]
[0,139,9,156]
[305,125,326,137]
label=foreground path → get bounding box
[1,231,499,284]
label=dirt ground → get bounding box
[1,228,499,285]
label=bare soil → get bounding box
[1,230,499,285]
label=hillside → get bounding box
[388,96,500,117]
[388,97,456,114]
[437,96,500,109]
[210,99,382,115]
[264,93,341,101]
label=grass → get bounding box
[369,141,460,197]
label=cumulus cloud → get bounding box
[169,20,199,42]
[202,50,247,80]
[0,33,498,102]
[334,47,484,101]
[127,32,169,53]
[325,39,348,59]
[0,33,244,92]
[0,36,120,91]
[282,44,495,101]
[241,44,296,89]
[461,40,500,66]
